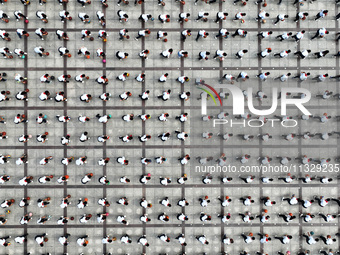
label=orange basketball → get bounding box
[65,175,69,179]
[126,35,130,39]
[184,18,188,22]
[84,198,88,202]
[45,52,49,56]
[263,2,267,7]
[166,18,170,22]
[26,197,30,200]
[44,132,49,135]
[103,38,107,42]
[9,55,13,59]
[85,76,89,80]
[264,209,268,213]
[164,38,167,42]
[4,19,9,23]
[67,54,71,58]
[46,197,51,201]
[86,55,90,59]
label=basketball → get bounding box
[67,194,71,198]
[243,1,246,5]
[88,0,91,3]
[103,38,107,42]
[184,18,188,22]
[102,59,106,63]
[263,2,267,7]
[68,17,72,20]
[44,132,49,135]
[86,55,90,59]
[262,19,266,23]
[164,38,167,42]
[302,16,306,20]
[44,238,48,242]
[6,37,11,41]
[85,76,90,79]
[26,197,30,200]
[2,132,6,135]
[46,197,51,201]
[90,37,94,41]
[45,52,49,56]
[9,55,13,59]
[70,217,74,220]
[126,35,130,39]
[25,19,29,24]
[241,19,245,23]
[67,75,71,78]
[4,19,9,23]
[67,54,71,58]
[166,18,170,22]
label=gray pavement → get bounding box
[0,0,340,254]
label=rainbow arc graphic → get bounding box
[197,83,223,114]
